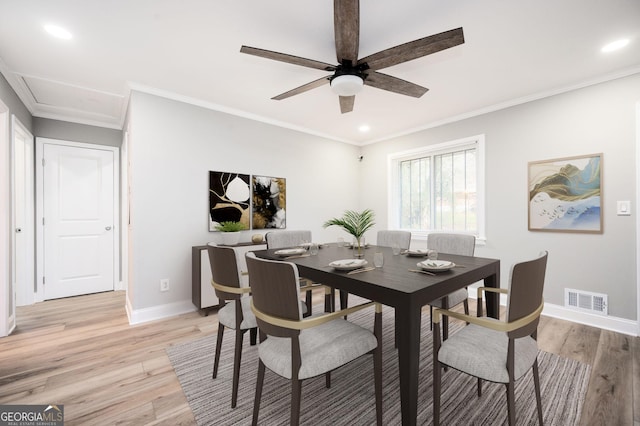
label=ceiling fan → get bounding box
[240,0,464,114]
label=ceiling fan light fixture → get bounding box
[331,74,364,96]
[601,38,629,53]
[44,24,72,40]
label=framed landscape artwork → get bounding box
[208,171,251,231]
[528,153,602,233]
[252,175,286,229]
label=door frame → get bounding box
[11,116,34,306]
[636,101,640,336]
[0,97,14,337]
[35,137,120,302]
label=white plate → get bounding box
[329,259,369,271]
[406,249,428,257]
[417,260,455,272]
[275,248,307,256]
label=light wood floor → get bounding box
[0,291,638,425]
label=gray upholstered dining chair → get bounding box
[208,244,308,408]
[207,244,257,408]
[427,233,476,340]
[376,230,412,251]
[245,252,383,426]
[265,230,312,249]
[266,230,325,314]
[432,251,548,425]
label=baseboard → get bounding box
[126,298,197,325]
[542,302,638,337]
[466,288,637,336]
[120,293,638,335]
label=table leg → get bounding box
[484,272,500,319]
[339,289,348,310]
[395,305,421,426]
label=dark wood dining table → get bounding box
[254,244,500,426]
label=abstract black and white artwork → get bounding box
[209,171,251,231]
[528,153,602,233]
[252,175,286,229]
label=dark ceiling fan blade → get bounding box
[364,71,428,98]
[240,46,336,71]
[334,0,359,65]
[272,76,330,100]
[339,95,355,113]
[358,27,464,71]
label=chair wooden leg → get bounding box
[212,324,224,379]
[506,382,516,426]
[291,378,302,426]
[433,364,442,425]
[249,327,257,346]
[442,315,449,341]
[433,325,442,426]
[374,311,383,426]
[252,360,265,426]
[430,305,433,330]
[325,372,331,388]
[477,378,482,397]
[231,327,244,408]
[533,359,543,425]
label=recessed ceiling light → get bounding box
[601,38,629,53]
[44,24,72,40]
[359,125,370,132]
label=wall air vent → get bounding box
[564,288,608,315]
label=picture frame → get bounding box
[252,175,286,229]
[528,153,602,233]
[208,171,251,231]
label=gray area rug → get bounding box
[167,306,590,425]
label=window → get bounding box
[388,135,485,240]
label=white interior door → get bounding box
[12,117,34,306]
[42,143,115,299]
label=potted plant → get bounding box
[215,221,247,245]
[323,209,375,258]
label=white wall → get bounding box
[127,91,362,313]
[126,74,639,325]
[360,73,640,321]
[33,117,122,147]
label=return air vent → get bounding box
[564,288,608,315]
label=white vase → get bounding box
[221,232,240,246]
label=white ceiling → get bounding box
[0,0,639,144]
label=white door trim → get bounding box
[636,101,640,336]
[120,130,128,294]
[0,97,14,337]
[11,116,34,306]
[35,137,120,302]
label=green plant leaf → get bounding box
[215,221,247,232]
[323,209,375,239]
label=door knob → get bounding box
[105,226,112,231]
[15,227,22,233]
